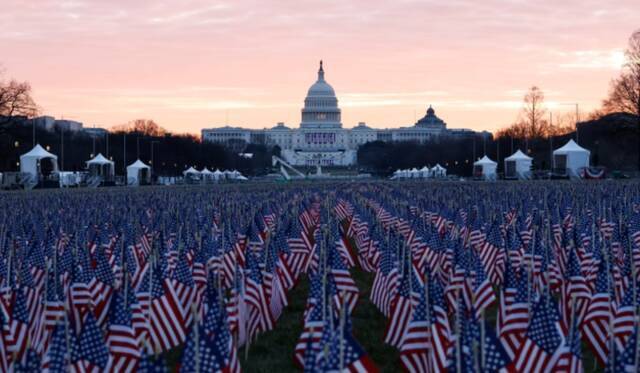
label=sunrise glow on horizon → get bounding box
[2,0,639,134]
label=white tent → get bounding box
[504,150,533,180]
[474,156,497,180]
[236,175,248,181]
[231,170,242,179]
[553,139,590,178]
[419,166,430,178]
[183,166,200,176]
[20,144,59,180]
[390,169,401,180]
[183,167,201,184]
[409,168,420,178]
[200,167,214,183]
[86,153,115,182]
[213,169,225,181]
[126,159,151,186]
[430,164,447,178]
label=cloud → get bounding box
[557,49,626,70]
[4,0,639,132]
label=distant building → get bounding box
[202,61,490,166]
[54,119,83,132]
[33,116,56,131]
[83,127,108,138]
[201,126,251,144]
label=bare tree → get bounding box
[521,86,549,139]
[603,30,640,169]
[549,112,579,136]
[496,86,550,146]
[0,69,38,119]
[113,119,167,136]
[131,119,166,136]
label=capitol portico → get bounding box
[202,61,488,166]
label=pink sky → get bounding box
[2,0,638,134]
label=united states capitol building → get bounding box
[202,61,488,166]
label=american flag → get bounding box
[607,325,638,372]
[471,253,496,318]
[181,287,239,373]
[497,259,529,359]
[399,275,432,373]
[384,258,414,348]
[244,249,274,340]
[513,295,564,372]
[294,296,325,368]
[4,289,30,360]
[315,326,377,373]
[171,252,196,325]
[557,314,583,373]
[89,249,115,327]
[42,322,76,372]
[107,290,141,373]
[613,288,636,351]
[370,240,398,317]
[0,312,7,372]
[148,267,187,353]
[581,261,613,365]
[481,321,511,372]
[138,354,169,372]
[71,313,110,372]
[13,347,40,372]
[328,245,359,314]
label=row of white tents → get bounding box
[16,144,248,187]
[388,139,591,181]
[391,164,447,179]
[183,167,248,183]
[472,139,590,180]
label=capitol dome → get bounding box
[307,61,336,97]
[301,60,342,129]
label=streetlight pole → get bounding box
[472,137,476,162]
[123,132,127,175]
[92,127,96,157]
[575,103,580,144]
[150,141,159,178]
[558,102,580,144]
[549,111,553,170]
[60,127,64,170]
[483,133,487,156]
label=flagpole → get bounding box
[193,304,200,373]
[455,297,462,373]
[424,273,432,371]
[339,291,346,372]
[147,237,155,356]
[478,306,485,367]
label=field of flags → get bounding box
[0,180,639,372]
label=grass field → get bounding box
[163,263,603,372]
[240,268,400,373]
